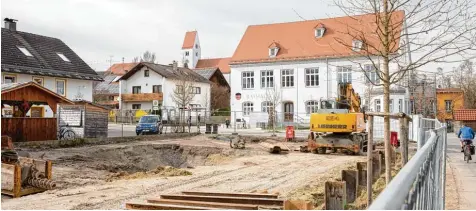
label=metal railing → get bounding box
[369,120,447,210]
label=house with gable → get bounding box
[228,12,409,125]
[1,18,102,117]
[93,62,138,108]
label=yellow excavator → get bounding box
[300,83,370,155]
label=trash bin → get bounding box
[212,124,218,134]
[205,124,212,134]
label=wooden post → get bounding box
[367,116,374,206]
[379,151,385,174]
[325,181,346,210]
[341,170,357,203]
[372,153,381,181]
[356,162,367,194]
[13,165,21,198]
[400,117,409,165]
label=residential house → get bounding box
[119,62,211,115]
[367,87,406,113]
[436,88,465,128]
[228,12,408,125]
[408,72,437,117]
[93,63,138,108]
[1,18,101,117]
[180,31,232,84]
[194,68,230,110]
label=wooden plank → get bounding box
[356,162,367,194]
[46,160,53,179]
[1,118,57,142]
[19,187,46,197]
[126,202,217,210]
[147,198,258,210]
[159,194,284,206]
[367,116,374,206]
[181,191,278,199]
[283,200,313,210]
[13,165,21,198]
[1,163,16,191]
[341,170,357,203]
[325,181,346,210]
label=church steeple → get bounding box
[181,31,201,68]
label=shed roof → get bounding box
[1,81,74,104]
[454,109,476,121]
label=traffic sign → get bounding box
[153,100,159,106]
[153,106,159,111]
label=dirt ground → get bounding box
[1,135,365,210]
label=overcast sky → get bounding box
[1,0,347,72]
[1,0,464,73]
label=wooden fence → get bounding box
[1,118,57,142]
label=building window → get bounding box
[281,69,294,87]
[3,74,16,83]
[398,99,403,112]
[191,87,201,94]
[176,85,184,94]
[56,53,70,62]
[195,52,198,57]
[315,28,325,37]
[305,68,319,87]
[352,40,363,51]
[242,71,254,89]
[185,51,189,56]
[56,79,66,96]
[32,76,44,86]
[132,86,141,94]
[108,96,115,101]
[152,85,162,93]
[144,69,150,77]
[195,44,198,49]
[445,100,452,112]
[261,101,273,113]
[410,100,415,114]
[132,104,141,109]
[375,99,381,112]
[243,102,254,116]
[269,47,279,57]
[389,99,394,113]
[17,46,33,57]
[364,64,379,84]
[337,66,352,83]
[189,104,201,110]
[261,70,274,88]
[305,100,319,114]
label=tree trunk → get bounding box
[382,0,392,185]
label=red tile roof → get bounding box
[436,88,463,93]
[182,31,197,49]
[231,11,404,64]
[106,63,138,76]
[454,109,476,121]
[195,57,231,74]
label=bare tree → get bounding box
[210,83,230,111]
[436,67,453,89]
[170,77,196,132]
[333,0,476,184]
[452,60,476,108]
[265,85,281,136]
[132,51,157,63]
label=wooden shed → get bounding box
[1,82,73,141]
[58,100,109,138]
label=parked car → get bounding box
[136,115,162,135]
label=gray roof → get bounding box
[1,82,28,91]
[1,28,102,81]
[120,62,210,83]
[194,68,216,79]
[94,75,119,94]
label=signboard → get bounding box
[235,93,241,100]
[153,100,159,106]
[153,106,159,111]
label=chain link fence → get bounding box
[370,118,447,210]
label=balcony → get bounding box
[121,93,163,102]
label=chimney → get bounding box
[4,18,17,31]
[172,60,178,70]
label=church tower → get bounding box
[181,31,201,68]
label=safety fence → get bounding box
[369,119,446,210]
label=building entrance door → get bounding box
[284,102,294,122]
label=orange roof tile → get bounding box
[231,11,404,64]
[454,109,476,121]
[106,63,138,76]
[195,57,231,74]
[182,31,197,49]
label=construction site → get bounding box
[1,133,374,210]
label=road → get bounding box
[108,123,311,138]
[446,134,476,209]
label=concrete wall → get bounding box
[1,73,94,101]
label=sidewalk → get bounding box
[446,134,476,209]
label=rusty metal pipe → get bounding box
[26,178,56,190]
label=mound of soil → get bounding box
[106,166,192,182]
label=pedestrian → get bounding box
[225,118,230,128]
[198,114,201,123]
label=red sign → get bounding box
[235,93,241,100]
[391,131,399,147]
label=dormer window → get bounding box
[315,27,326,38]
[185,51,189,56]
[17,46,33,57]
[269,47,278,57]
[352,40,363,51]
[57,53,70,62]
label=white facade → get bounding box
[181,34,201,69]
[229,57,401,123]
[119,66,211,113]
[1,72,94,118]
